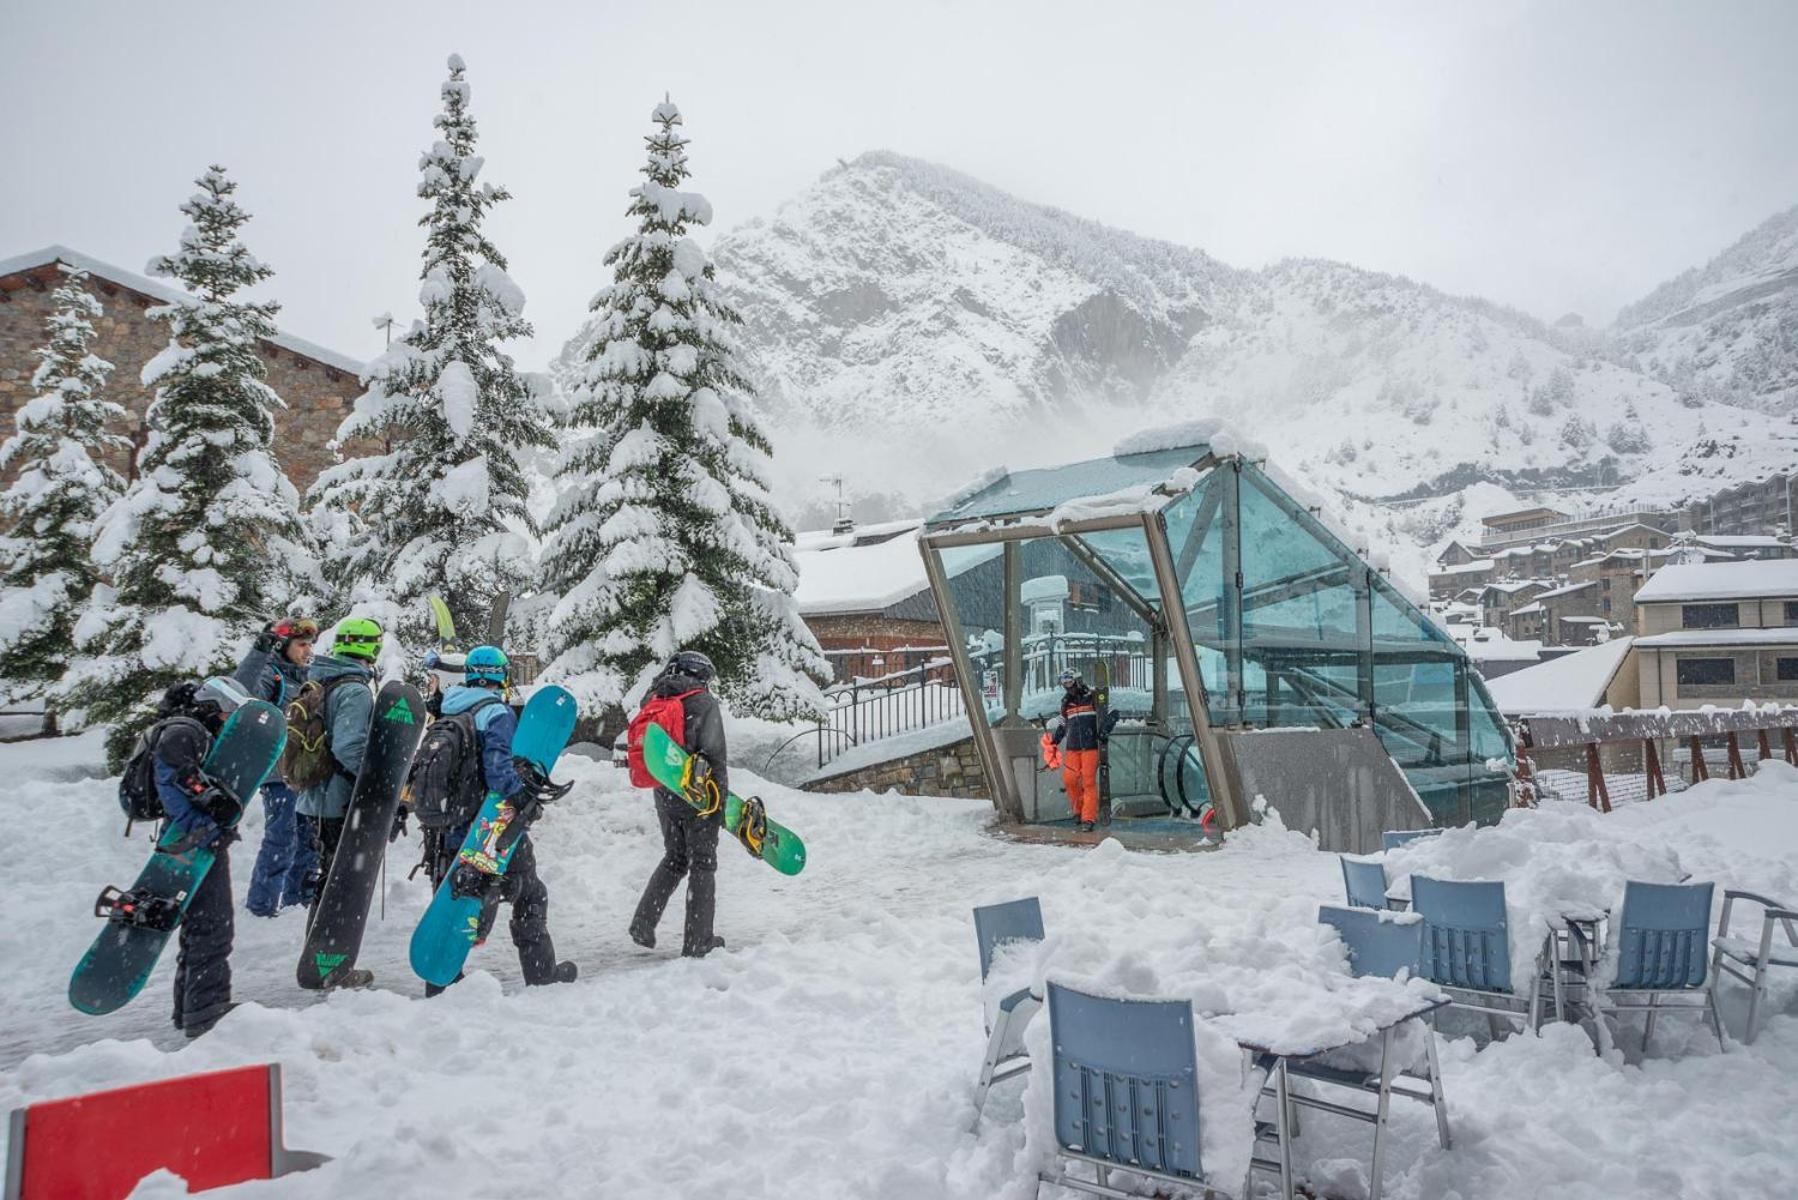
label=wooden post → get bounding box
[1726,731,1747,780]
[1757,729,1774,761]
[1585,743,1612,813]
[1689,736,1709,784]
[1644,739,1666,800]
[1786,727,1798,766]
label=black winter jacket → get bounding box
[1050,682,1118,752]
[652,669,730,803]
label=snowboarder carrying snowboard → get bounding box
[419,645,575,994]
[1049,668,1117,832]
[629,650,730,958]
[234,616,319,917]
[293,617,380,987]
[141,676,256,1037]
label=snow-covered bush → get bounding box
[310,54,555,649]
[539,99,828,720]
[62,167,317,762]
[1558,413,1597,452]
[0,269,129,702]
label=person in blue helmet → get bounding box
[423,645,575,995]
[144,675,255,1037]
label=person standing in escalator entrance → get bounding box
[1050,668,1115,832]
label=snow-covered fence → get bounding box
[1516,705,1798,811]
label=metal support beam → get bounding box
[1061,533,1161,627]
[1143,510,1241,830]
[1001,542,1022,720]
[920,540,1020,821]
[1220,463,1243,722]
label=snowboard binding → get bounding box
[679,757,723,818]
[95,885,184,931]
[734,796,768,857]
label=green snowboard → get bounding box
[640,722,805,876]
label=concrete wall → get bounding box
[1638,645,1798,708]
[1638,598,1795,636]
[802,734,988,800]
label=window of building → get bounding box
[1676,658,1735,687]
[1602,598,1612,613]
[1681,603,1740,630]
[1779,658,1798,682]
[1786,601,1798,624]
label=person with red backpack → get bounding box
[628,649,730,958]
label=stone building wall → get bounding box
[803,734,989,800]
[0,260,364,493]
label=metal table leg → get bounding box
[1424,1026,1451,1150]
[1369,1027,1397,1200]
[1273,1057,1295,1200]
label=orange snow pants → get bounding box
[1062,749,1100,824]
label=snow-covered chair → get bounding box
[1036,982,1245,1199]
[1340,855,1391,910]
[1596,881,1725,1053]
[971,896,1044,1125]
[1412,876,1544,1034]
[1710,888,1798,1044]
[1381,828,1442,853]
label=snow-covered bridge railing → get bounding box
[1516,705,1798,812]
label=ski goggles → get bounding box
[274,618,320,644]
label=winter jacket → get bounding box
[650,669,729,802]
[1050,683,1118,753]
[232,644,306,784]
[295,655,375,819]
[152,715,222,847]
[440,684,524,802]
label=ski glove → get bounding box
[252,623,282,654]
[390,806,409,843]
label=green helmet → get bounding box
[464,644,509,685]
[333,616,383,663]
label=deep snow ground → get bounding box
[3,734,1797,1198]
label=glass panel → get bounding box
[1010,531,1157,725]
[1074,525,1164,611]
[927,447,1210,525]
[936,543,1008,729]
[1162,473,1236,725]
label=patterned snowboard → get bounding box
[641,722,806,876]
[408,685,576,987]
[69,700,287,1015]
[297,681,427,989]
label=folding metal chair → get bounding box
[971,897,1044,1125]
[1340,856,1391,911]
[1412,876,1543,1035]
[1381,828,1443,853]
[1036,982,1243,1199]
[1710,888,1798,1044]
[1596,881,1724,1054]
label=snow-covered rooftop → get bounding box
[1634,559,1798,603]
[793,521,932,615]
[1634,626,1798,648]
[1485,636,1635,714]
[0,244,367,377]
[1433,559,1496,576]
[928,444,1208,526]
[1535,580,1597,600]
[1694,534,1792,550]
[1450,626,1542,662]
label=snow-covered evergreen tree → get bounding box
[0,270,128,701]
[62,166,315,760]
[311,53,553,646]
[540,98,827,720]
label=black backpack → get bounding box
[118,715,206,822]
[405,699,500,830]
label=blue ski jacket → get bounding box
[440,684,524,802]
[295,655,375,820]
[232,645,305,785]
[151,716,222,847]
[1050,683,1118,752]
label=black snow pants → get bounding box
[632,789,720,956]
[303,815,345,930]
[424,831,559,993]
[174,840,234,1033]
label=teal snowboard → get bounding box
[408,685,576,986]
[641,722,806,876]
[69,700,287,1015]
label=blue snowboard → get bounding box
[69,700,288,1015]
[408,685,576,986]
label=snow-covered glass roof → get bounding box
[926,445,1209,527]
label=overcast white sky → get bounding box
[4,0,1796,368]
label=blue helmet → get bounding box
[464,644,509,686]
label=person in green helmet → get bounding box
[295,616,382,987]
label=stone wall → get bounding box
[803,734,989,800]
[0,262,364,493]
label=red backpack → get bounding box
[626,689,701,788]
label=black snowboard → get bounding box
[296,681,426,990]
[1094,659,1112,827]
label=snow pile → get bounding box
[4,741,1798,1198]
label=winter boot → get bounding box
[554,961,578,984]
[183,1002,239,1040]
[682,935,726,959]
[326,967,375,991]
[629,922,655,950]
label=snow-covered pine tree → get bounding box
[62,166,316,761]
[0,269,129,702]
[540,98,828,721]
[310,53,553,646]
